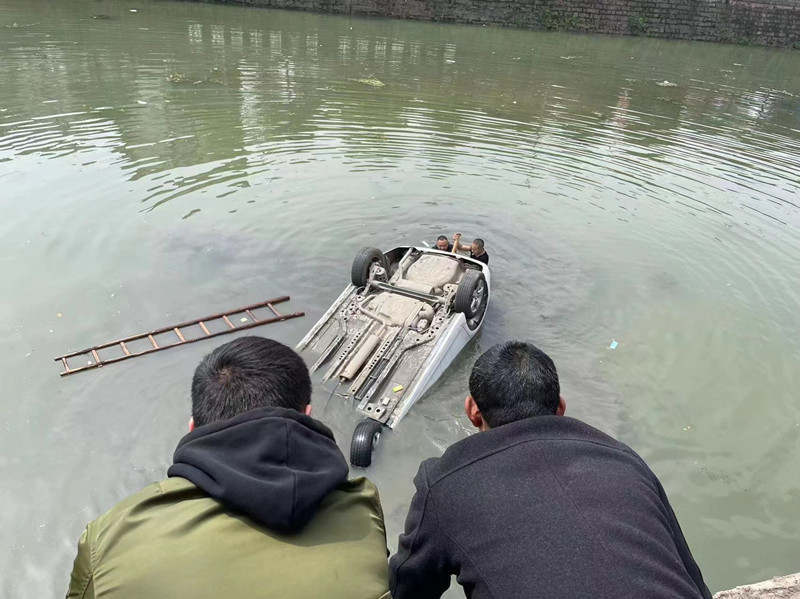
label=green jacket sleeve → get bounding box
[66,526,95,599]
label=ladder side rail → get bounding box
[56,297,292,360]
[58,311,305,376]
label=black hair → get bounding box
[437,235,448,242]
[473,238,485,250]
[191,336,311,426]
[468,341,560,427]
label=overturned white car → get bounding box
[298,245,490,466]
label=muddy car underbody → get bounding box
[298,245,490,466]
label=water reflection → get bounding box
[1,3,798,225]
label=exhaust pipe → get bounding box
[340,333,381,381]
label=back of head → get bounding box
[191,336,311,426]
[469,341,560,427]
[473,238,485,250]
[437,235,448,242]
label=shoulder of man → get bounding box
[423,416,647,486]
[87,476,385,538]
[83,477,199,552]
[67,477,191,597]
[329,476,386,520]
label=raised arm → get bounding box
[452,233,471,254]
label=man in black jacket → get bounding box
[389,341,711,599]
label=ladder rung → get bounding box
[174,327,186,342]
[120,341,131,356]
[61,357,70,372]
[148,334,159,349]
[222,315,235,329]
[199,321,210,335]
[246,309,258,322]
[266,303,281,317]
[91,349,101,365]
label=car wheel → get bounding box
[350,418,383,468]
[351,247,387,288]
[453,270,487,323]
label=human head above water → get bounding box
[190,336,311,427]
[471,238,485,255]
[436,235,450,251]
[466,341,564,429]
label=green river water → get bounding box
[1,1,799,596]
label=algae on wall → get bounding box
[201,0,800,47]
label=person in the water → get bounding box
[434,235,453,252]
[66,337,390,599]
[434,233,489,265]
[453,233,489,265]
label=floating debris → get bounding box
[560,56,577,60]
[136,100,147,105]
[91,14,112,20]
[608,339,619,350]
[167,72,190,84]
[169,67,225,86]
[181,208,201,220]
[352,77,385,87]
[129,8,139,13]
[762,87,795,97]
[656,80,677,87]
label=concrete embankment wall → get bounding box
[206,0,800,47]
[713,573,800,598]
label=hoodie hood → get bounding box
[168,406,348,533]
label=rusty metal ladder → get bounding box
[55,296,304,376]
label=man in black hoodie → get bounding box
[67,336,390,599]
[389,341,711,599]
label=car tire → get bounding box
[351,247,387,288]
[350,418,383,468]
[453,270,487,321]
